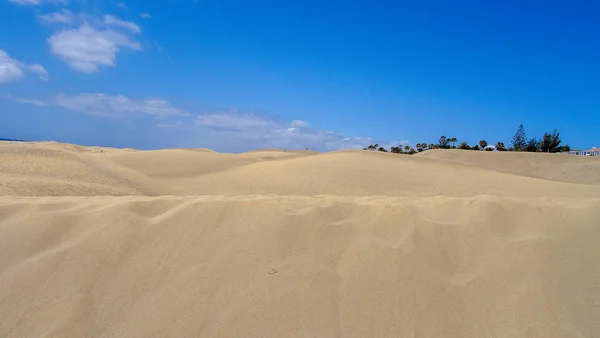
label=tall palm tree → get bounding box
[449,137,458,148]
[479,140,488,150]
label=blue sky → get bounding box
[1,0,599,152]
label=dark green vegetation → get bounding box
[363,125,571,155]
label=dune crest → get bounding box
[1,141,599,337]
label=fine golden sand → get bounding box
[1,141,599,337]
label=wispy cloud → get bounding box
[7,0,67,5]
[154,40,163,52]
[290,120,311,128]
[26,64,50,80]
[17,97,49,106]
[38,9,73,24]
[140,12,151,19]
[15,97,48,107]
[186,111,386,152]
[104,14,141,34]
[7,0,41,5]
[51,93,190,118]
[0,49,49,84]
[6,92,400,152]
[5,92,189,117]
[0,93,49,106]
[47,23,141,73]
[117,2,126,9]
[195,111,282,132]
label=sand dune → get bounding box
[2,142,599,198]
[1,141,599,337]
[418,149,600,185]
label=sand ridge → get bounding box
[417,148,600,185]
[1,141,600,337]
[1,141,600,198]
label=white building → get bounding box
[564,146,600,156]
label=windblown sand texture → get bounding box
[1,141,599,337]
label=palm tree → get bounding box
[458,141,469,150]
[404,145,410,152]
[479,140,488,150]
[448,137,458,148]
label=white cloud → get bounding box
[38,9,73,24]
[104,14,141,34]
[47,23,141,73]
[7,0,67,5]
[7,0,41,5]
[140,12,151,19]
[5,90,400,152]
[0,53,22,84]
[0,49,49,84]
[51,93,190,117]
[290,120,310,128]
[196,111,277,131]
[7,92,189,118]
[0,93,48,106]
[188,111,382,152]
[16,97,49,106]
[26,64,49,80]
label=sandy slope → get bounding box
[417,149,600,185]
[1,141,600,337]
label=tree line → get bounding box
[364,124,571,154]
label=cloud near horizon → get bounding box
[190,111,376,152]
[5,92,404,152]
[51,93,190,118]
[1,0,403,153]
[174,111,406,152]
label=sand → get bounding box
[1,142,599,337]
